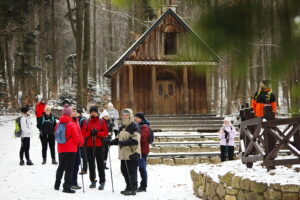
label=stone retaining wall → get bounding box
[148,157,222,165]
[190,170,300,200]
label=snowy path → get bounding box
[0,115,198,200]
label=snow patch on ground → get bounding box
[194,160,300,185]
[0,115,197,200]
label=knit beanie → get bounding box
[21,107,29,114]
[62,104,72,117]
[134,112,145,121]
[89,105,99,114]
[100,110,109,118]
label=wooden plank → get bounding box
[263,159,300,166]
[183,66,189,113]
[128,65,134,108]
[152,67,157,114]
[241,117,262,127]
[243,126,265,156]
[262,117,300,127]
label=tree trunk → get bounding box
[51,0,58,99]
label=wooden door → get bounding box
[157,81,176,114]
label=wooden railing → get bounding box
[239,103,300,169]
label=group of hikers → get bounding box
[18,100,151,195]
[16,79,276,195]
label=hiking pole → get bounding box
[108,145,114,193]
[79,149,85,193]
[123,150,133,194]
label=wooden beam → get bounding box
[128,65,134,108]
[242,155,264,163]
[263,159,300,166]
[152,67,157,114]
[183,66,189,113]
[123,61,218,66]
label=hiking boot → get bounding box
[120,187,130,195]
[89,181,97,189]
[26,160,34,165]
[54,185,59,190]
[137,186,147,192]
[52,159,58,165]
[42,159,46,165]
[79,170,87,175]
[70,185,81,190]
[20,160,25,166]
[122,190,136,196]
[62,188,76,193]
[98,182,105,190]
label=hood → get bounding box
[141,119,150,126]
[122,108,134,123]
[59,115,73,123]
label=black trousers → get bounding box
[71,150,81,186]
[104,142,109,161]
[220,145,234,162]
[40,133,56,160]
[121,160,138,190]
[86,146,105,183]
[79,146,88,172]
[55,152,76,190]
[20,137,30,161]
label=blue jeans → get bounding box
[138,154,148,188]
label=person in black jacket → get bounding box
[37,105,57,165]
[100,110,113,170]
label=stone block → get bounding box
[245,192,257,200]
[195,157,202,164]
[263,190,282,200]
[250,181,268,194]
[150,147,161,153]
[160,146,173,153]
[226,187,238,195]
[159,138,168,142]
[198,186,204,198]
[216,183,226,198]
[220,172,234,185]
[225,195,237,200]
[240,178,251,191]
[280,184,300,193]
[210,157,221,164]
[282,192,298,200]
[238,190,246,200]
[162,158,175,166]
[174,158,194,165]
[207,181,218,199]
[269,183,281,191]
[147,157,161,165]
[176,147,190,152]
[200,157,210,163]
[231,176,241,189]
[190,146,201,152]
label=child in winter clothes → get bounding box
[37,105,57,165]
[100,110,113,169]
[19,107,34,166]
[219,118,236,162]
[107,102,119,136]
[54,105,84,194]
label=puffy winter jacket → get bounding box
[219,124,236,146]
[20,114,33,138]
[107,108,119,130]
[252,88,276,117]
[35,102,46,118]
[56,115,84,153]
[37,112,56,135]
[82,117,108,147]
[139,121,150,155]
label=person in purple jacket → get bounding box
[219,118,237,162]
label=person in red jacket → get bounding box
[82,105,108,190]
[134,112,150,192]
[54,105,84,194]
[35,99,46,121]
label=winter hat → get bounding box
[44,105,51,112]
[261,80,271,88]
[224,117,231,124]
[122,110,130,115]
[134,112,145,121]
[63,99,71,106]
[100,110,109,118]
[62,104,72,117]
[89,105,99,114]
[108,102,114,109]
[21,107,29,114]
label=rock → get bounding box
[264,190,282,200]
[238,190,246,200]
[200,157,210,163]
[190,169,199,181]
[190,146,201,152]
[226,187,238,195]
[245,192,257,200]
[198,186,204,198]
[269,183,281,191]
[250,181,268,194]
[160,146,173,153]
[231,176,241,189]
[162,158,175,166]
[174,158,195,165]
[213,196,221,200]
[282,192,298,200]
[207,181,218,199]
[225,195,237,200]
[195,157,202,164]
[210,157,221,164]
[216,183,226,198]
[256,194,265,200]
[150,147,161,153]
[184,157,195,165]
[280,184,300,193]
[147,157,161,165]
[220,172,234,185]
[159,138,168,142]
[240,178,251,191]
[176,147,190,152]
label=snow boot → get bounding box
[42,159,46,165]
[71,185,81,190]
[122,189,136,196]
[98,182,105,190]
[137,186,147,192]
[20,160,25,166]
[104,161,109,170]
[63,188,76,193]
[89,181,97,189]
[54,185,59,190]
[52,159,58,165]
[79,170,87,175]
[120,187,130,195]
[26,160,34,165]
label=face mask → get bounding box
[123,118,131,126]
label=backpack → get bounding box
[55,122,70,144]
[148,127,154,144]
[14,116,22,138]
[41,115,55,125]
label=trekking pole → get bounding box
[79,149,85,193]
[108,145,114,193]
[123,150,133,194]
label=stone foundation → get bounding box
[148,156,222,165]
[190,163,300,200]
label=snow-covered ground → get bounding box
[0,115,198,200]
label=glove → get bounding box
[118,141,126,148]
[107,138,118,146]
[90,128,98,137]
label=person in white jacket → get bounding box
[107,102,119,136]
[219,118,236,162]
[19,107,34,166]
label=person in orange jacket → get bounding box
[252,80,276,117]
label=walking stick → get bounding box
[108,145,114,193]
[79,149,85,193]
[123,150,133,194]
